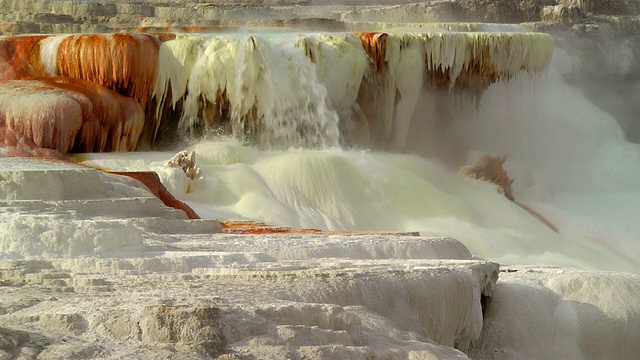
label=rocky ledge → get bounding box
[1,0,638,143]
[1,158,639,359]
[0,157,498,358]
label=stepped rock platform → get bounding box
[0,157,498,358]
[2,158,639,359]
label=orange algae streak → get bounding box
[109,171,201,220]
[0,35,49,80]
[220,221,324,235]
[55,34,160,109]
[357,33,387,72]
[219,221,420,236]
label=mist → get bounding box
[408,49,639,192]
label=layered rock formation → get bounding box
[0,30,554,152]
[2,0,637,148]
[2,158,639,359]
[0,157,494,358]
[0,78,144,152]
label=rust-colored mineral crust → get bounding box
[463,155,515,201]
[110,171,201,220]
[0,35,49,80]
[55,34,161,109]
[0,78,144,153]
[219,220,420,236]
[357,32,388,73]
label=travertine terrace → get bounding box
[1,0,640,359]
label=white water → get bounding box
[157,34,342,148]
[150,31,553,149]
[80,45,640,273]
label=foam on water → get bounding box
[81,145,638,273]
[79,46,640,273]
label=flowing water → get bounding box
[77,32,640,273]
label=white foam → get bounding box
[80,141,639,273]
[78,46,640,273]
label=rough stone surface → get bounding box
[541,4,586,23]
[0,157,498,359]
[0,79,145,153]
[0,127,68,160]
[470,268,640,359]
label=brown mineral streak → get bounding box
[219,220,420,236]
[40,77,145,152]
[357,32,387,72]
[110,171,201,220]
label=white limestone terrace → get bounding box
[2,159,640,359]
[0,157,498,359]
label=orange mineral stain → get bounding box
[0,78,144,153]
[0,35,49,80]
[55,34,160,109]
[357,32,388,73]
[219,221,420,236]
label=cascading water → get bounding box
[2,28,637,271]
[175,35,341,148]
[74,30,640,273]
[148,31,553,150]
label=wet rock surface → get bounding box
[0,158,501,359]
[1,2,639,358]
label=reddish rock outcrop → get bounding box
[462,155,515,201]
[0,78,144,153]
